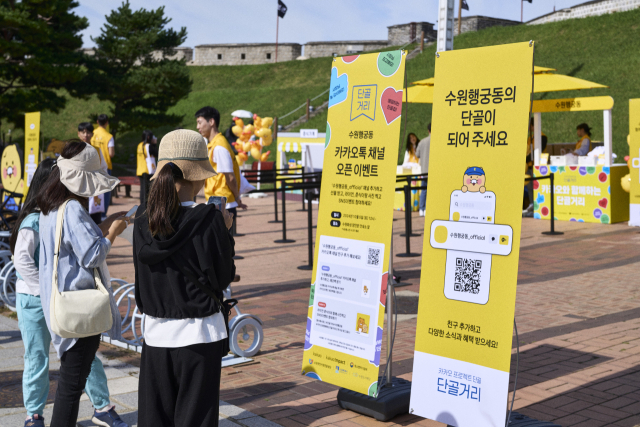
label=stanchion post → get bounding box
[298,189,314,270]
[397,183,420,258]
[400,179,420,238]
[299,168,307,212]
[541,173,564,236]
[275,181,295,243]
[269,179,280,223]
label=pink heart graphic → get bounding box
[342,55,359,63]
[598,198,608,208]
[380,87,403,125]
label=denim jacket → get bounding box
[39,200,122,358]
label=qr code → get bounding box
[367,247,381,266]
[454,258,482,294]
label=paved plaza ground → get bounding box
[2,189,640,426]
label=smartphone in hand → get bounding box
[125,205,139,218]
[207,196,227,211]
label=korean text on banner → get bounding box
[629,99,640,226]
[410,42,534,427]
[301,51,406,396]
[24,112,41,197]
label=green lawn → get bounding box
[2,8,639,171]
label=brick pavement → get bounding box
[4,188,640,426]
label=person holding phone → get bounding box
[37,141,129,427]
[11,158,129,427]
[133,130,235,427]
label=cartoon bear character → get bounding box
[93,196,101,207]
[362,285,369,296]
[461,166,486,193]
[357,317,364,332]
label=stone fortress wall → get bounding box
[453,16,521,35]
[192,43,301,66]
[304,41,389,59]
[81,1,639,66]
[527,0,640,25]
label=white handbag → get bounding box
[50,200,113,338]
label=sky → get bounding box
[76,0,592,48]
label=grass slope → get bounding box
[298,8,640,162]
[2,8,639,170]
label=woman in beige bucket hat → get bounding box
[36,140,130,427]
[133,130,235,427]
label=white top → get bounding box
[14,228,40,296]
[97,148,108,172]
[143,201,228,348]
[107,137,115,148]
[213,146,238,209]
[144,143,157,174]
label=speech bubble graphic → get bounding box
[380,87,403,124]
[329,68,348,108]
[377,50,402,77]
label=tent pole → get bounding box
[534,112,542,166]
[603,109,613,167]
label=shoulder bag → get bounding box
[50,200,113,338]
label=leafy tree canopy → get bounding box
[0,0,88,127]
[82,1,192,137]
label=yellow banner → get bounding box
[301,51,406,396]
[23,112,41,197]
[410,42,534,427]
[533,165,629,224]
[628,99,640,225]
[531,96,614,113]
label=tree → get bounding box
[0,0,88,127]
[83,1,192,137]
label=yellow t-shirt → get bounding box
[205,133,240,202]
[136,142,149,176]
[90,127,113,170]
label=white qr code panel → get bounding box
[444,250,491,305]
[367,247,381,266]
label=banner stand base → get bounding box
[508,411,561,427]
[336,377,411,422]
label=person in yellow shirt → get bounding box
[90,114,115,214]
[78,122,110,224]
[195,107,247,219]
[137,130,157,205]
[403,133,420,166]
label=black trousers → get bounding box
[139,173,151,205]
[139,340,224,427]
[51,334,101,427]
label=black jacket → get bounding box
[133,203,235,319]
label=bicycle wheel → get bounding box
[0,261,17,311]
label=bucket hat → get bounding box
[57,143,120,197]
[152,130,216,181]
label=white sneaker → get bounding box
[419,210,425,217]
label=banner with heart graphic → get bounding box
[380,87,403,124]
[302,50,406,397]
[534,164,628,224]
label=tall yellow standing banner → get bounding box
[628,99,640,226]
[301,51,406,395]
[410,42,534,426]
[24,112,41,197]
